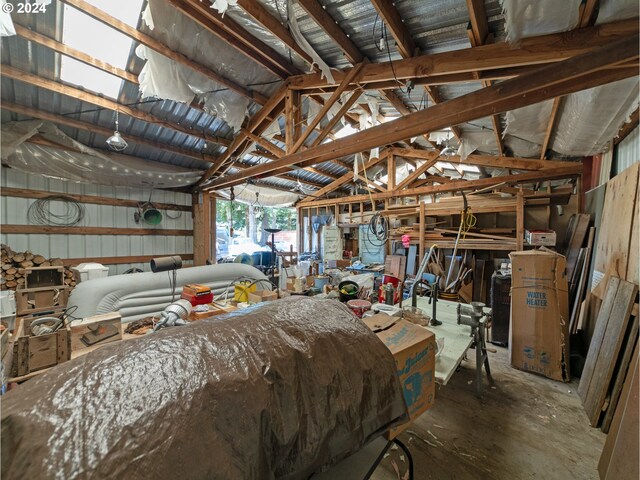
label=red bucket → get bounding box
[378,275,401,304]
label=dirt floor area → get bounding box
[371,346,605,480]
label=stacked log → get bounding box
[1,245,75,290]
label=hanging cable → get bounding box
[27,195,85,226]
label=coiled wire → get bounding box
[367,212,389,247]
[27,195,85,226]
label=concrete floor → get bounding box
[371,346,605,480]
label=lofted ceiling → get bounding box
[0,0,638,203]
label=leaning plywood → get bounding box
[583,279,637,426]
[598,342,639,480]
[627,169,640,285]
[593,163,639,298]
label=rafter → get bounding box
[206,33,638,189]
[60,0,267,105]
[310,153,389,198]
[2,101,212,166]
[371,0,462,140]
[614,107,639,145]
[168,0,296,78]
[465,0,504,155]
[540,97,563,160]
[287,19,638,90]
[0,65,234,148]
[298,165,583,207]
[395,157,440,190]
[293,61,367,153]
[579,0,600,28]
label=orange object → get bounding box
[181,284,213,306]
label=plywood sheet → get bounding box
[593,163,639,293]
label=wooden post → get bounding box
[516,188,525,251]
[387,154,396,191]
[307,209,313,252]
[285,89,301,154]
[210,195,216,263]
[296,207,303,254]
[192,191,211,266]
[419,201,425,262]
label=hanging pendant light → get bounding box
[107,110,128,151]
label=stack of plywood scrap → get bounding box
[1,245,75,290]
[578,276,638,432]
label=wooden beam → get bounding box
[540,97,563,159]
[292,62,367,153]
[168,0,296,78]
[236,0,313,65]
[579,0,600,28]
[196,84,288,184]
[311,153,388,198]
[0,187,192,211]
[208,34,637,189]
[13,24,137,84]
[61,254,194,266]
[60,0,266,105]
[370,0,416,58]
[287,19,639,90]
[310,88,364,148]
[2,225,193,236]
[614,107,639,145]
[391,148,573,170]
[1,66,231,148]
[298,164,583,207]
[192,191,212,265]
[465,4,504,154]
[297,0,364,64]
[395,157,440,190]
[242,129,285,158]
[387,155,396,191]
[466,0,489,46]
[285,89,301,153]
[1,102,211,166]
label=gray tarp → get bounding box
[1,298,407,479]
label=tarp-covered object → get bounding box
[2,298,407,480]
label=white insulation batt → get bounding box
[138,0,282,131]
[0,121,201,188]
[500,0,639,158]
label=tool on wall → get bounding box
[456,302,494,396]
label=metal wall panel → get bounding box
[615,125,639,175]
[1,167,193,275]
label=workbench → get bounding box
[406,298,492,388]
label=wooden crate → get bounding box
[24,266,65,289]
[69,312,122,352]
[15,286,69,316]
[12,314,71,377]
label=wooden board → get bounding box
[627,165,640,285]
[593,163,639,296]
[598,341,639,480]
[565,213,591,282]
[384,255,406,281]
[583,279,637,426]
[578,276,620,402]
[601,314,638,433]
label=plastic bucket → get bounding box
[347,299,372,318]
[338,280,359,302]
[314,275,331,289]
[234,281,257,302]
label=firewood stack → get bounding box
[1,245,76,290]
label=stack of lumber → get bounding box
[389,224,517,250]
[578,276,638,432]
[1,245,75,290]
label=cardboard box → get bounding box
[365,314,436,438]
[327,259,351,269]
[247,290,278,303]
[70,312,122,352]
[509,250,570,382]
[525,229,557,246]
